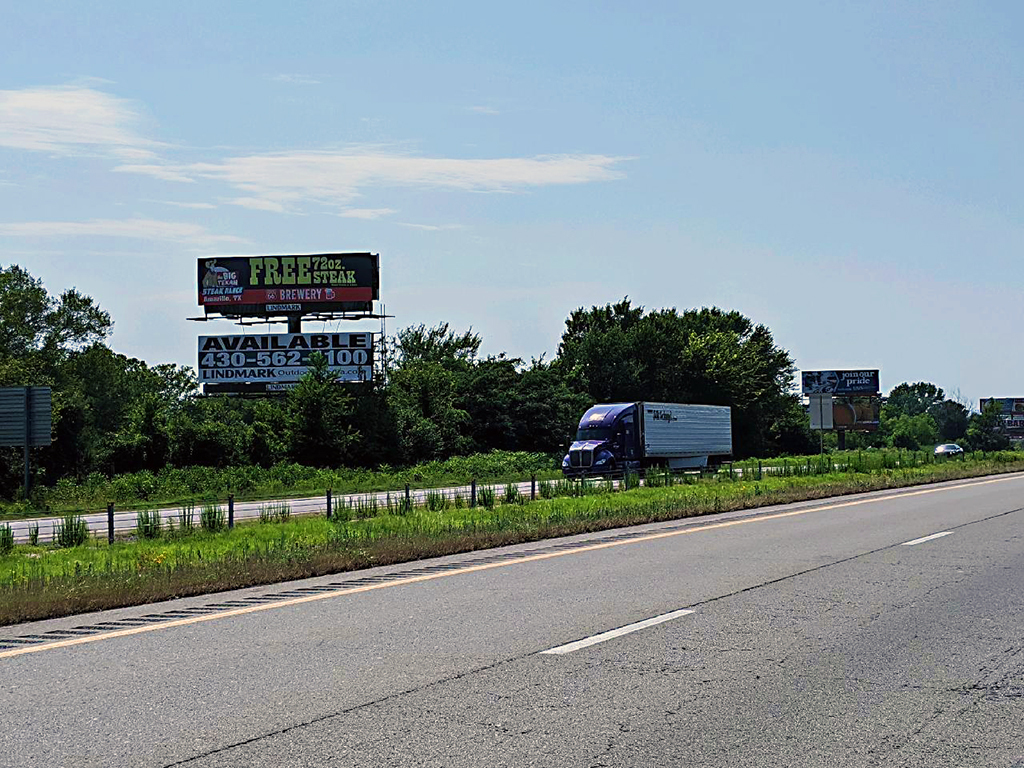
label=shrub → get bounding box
[425,490,449,511]
[135,508,162,539]
[503,484,524,505]
[478,486,496,509]
[55,514,90,548]
[200,503,226,533]
[538,480,556,499]
[0,524,13,555]
[27,523,39,546]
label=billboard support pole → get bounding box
[817,394,825,458]
[287,315,301,334]
[23,386,31,499]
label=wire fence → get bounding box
[0,449,991,548]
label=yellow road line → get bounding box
[2,472,1021,660]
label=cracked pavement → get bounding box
[2,474,1024,766]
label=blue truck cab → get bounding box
[562,403,639,476]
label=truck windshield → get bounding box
[576,426,613,442]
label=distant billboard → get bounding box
[805,395,880,432]
[199,333,373,393]
[198,253,379,316]
[802,370,880,396]
[979,398,1024,438]
[832,396,880,432]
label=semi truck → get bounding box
[562,402,732,477]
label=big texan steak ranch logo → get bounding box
[200,260,242,302]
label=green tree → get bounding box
[887,413,940,451]
[555,299,799,457]
[287,352,358,467]
[928,399,969,442]
[963,400,1011,452]
[387,361,471,462]
[883,382,945,420]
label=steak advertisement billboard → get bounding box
[801,370,880,396]
[198,253,379,316]
[199,333,373,394]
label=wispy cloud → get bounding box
[114,164,194,183]
[271,74,321,85]
[151,200,217,210]
[398,222,466,231]
[340,208,397,220]
[227,197,288,213]
[0,86,161,159]
[467,105,500,115]
[118,150,629,212]
[0,218,244,244]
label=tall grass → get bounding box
[54,514,89,548]
[2,450,560,518]
[200,503,226,533]
[135,508,162,539]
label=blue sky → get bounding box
[2,1,1021,405]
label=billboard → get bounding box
[802,370,880,395]
[979,398,1024,438]
[198,253,379,316]
[832,396,880,432]
[0,387,52,447]
[199,333,373,392]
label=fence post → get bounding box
[405,483,411,511]
[470,479,477,508]
[326,489,333,519]
[228,494,235,529]
[531,474,536,501]
[758,460,762,481]
[107,502,114,544]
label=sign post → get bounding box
[0,387,53,498]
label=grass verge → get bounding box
[0,450,561,520]
[2,453,1022,626]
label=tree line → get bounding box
[0,264,1011,499]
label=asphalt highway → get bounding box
[2,472,1023,767]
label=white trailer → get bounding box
[639,402,733,469]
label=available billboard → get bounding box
[198,333,373,393]
[198,253,379,316]
[979,398,1024,438]
[801,370,880,396]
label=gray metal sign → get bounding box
[0,387,52,447]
